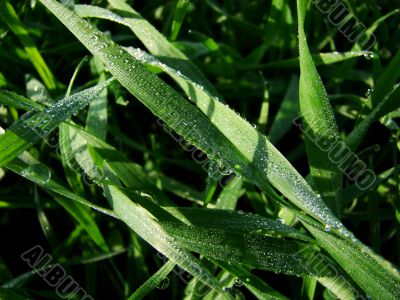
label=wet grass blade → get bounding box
[306,224,400,299]
[0,79,112,166]
[39,0,345,232]
[297,0,342,215]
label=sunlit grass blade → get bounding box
[103,185,228,297]
[297,0,342,215]
[38,0,347,237]
[0,79,113,166]
[75,2,220,98]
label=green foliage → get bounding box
[0,0,399,299]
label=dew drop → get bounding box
[233,278,244,287]
[156,277,170,290]
[21,164,51,184]
[324,224,331,232]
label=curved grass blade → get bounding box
[346,83,400,151]
[38,0,347,235]
[0,78,113,167]
[297,0,342,215]
[103,185,229,298]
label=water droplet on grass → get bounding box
[324,224,331,232]
[233,278,244,287]
[21,164,51,184]
[156,277,170,289]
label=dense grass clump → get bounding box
[0,0,400,299]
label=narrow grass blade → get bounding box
[0,0,57,90]
[0,79,112,166]
[297,0,342,215]
[213,261,289,300]
[306,224,400,299]
[170,0,190,41]
[0,90,44,111]
[38,0,347,236]
[127,260,175,300]
[346,83,400,151]
[103,185,228,297]
[238,51,376,71]
[268,75,299,144]
[86,73,108,140]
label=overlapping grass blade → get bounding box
[39,0,345,233]
[103,185,228,296]
[0,79,113,166]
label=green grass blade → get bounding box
[76,1,220,98]
[103,185,229,297]
[5,153,111,251]
[346,83,400,151]
[170,0,190,41]
[38,0,346,235]
[306,224,400,299]
[0,79,112,167]
[297,0,342,215]
[86,73,108,140]
[213,261,289,300]
[238,51,376,71]
[127,260,175,300]
[0,0,57,90]
[268,75,299,144]
[0,90,44,111]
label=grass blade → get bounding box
[297,0,342,215]
[127,260,175,300]
[0,0,57,90]
[170,0,190,41]
[38,0,347,236]
[0,79,112,166]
